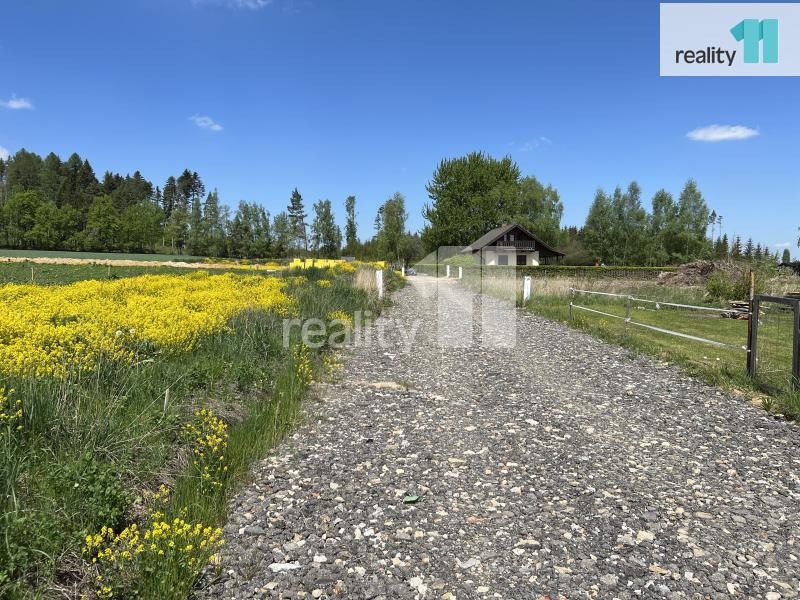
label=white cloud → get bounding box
[686,124,758,142]
[229,0,271,7]
[190,114,223,131]
[519,136,552,152]
[773,241,792,248]
[0,96,34,110]
[192,0,272,9]
[0,146,9,160]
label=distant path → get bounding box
[200,275,799,600]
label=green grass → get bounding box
[0,266,394,599]
[0,261,257,285]
[529,291,749,377]
[0,249,204,262]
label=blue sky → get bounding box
[1,0,797,254]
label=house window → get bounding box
[509,233,515,241]
[498,255,509,266]
[516,254,526,266]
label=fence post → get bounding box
[458,266,463,280]
[523,275,531,303]
[401,265,405,277]
[376,269,384,299]
[446,265,451,278]
[746,296,759,378]
[569,288,574,321]
[794,300,800,391]
[624,295,632,335]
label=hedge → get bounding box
[413,263,677,280]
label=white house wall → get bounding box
[478,249,540,266]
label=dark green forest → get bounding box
[0,149,405,260]
[0,148,783,265]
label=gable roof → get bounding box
[461,223,564,256]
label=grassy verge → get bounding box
[0,265,396,599]
[0,261,223,284]
[458,272,799,419]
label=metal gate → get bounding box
[747,295,800,393]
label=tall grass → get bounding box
[0,266,393,599]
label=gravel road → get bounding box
[199,276,800,600]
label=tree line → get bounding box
[421,152,785,266]
[0,148,422,262]
[0,148,786,266]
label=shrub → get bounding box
[706,271,736,301]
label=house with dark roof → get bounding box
[461,223,564,266]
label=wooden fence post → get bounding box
[793,300,800,391]
[746,296,759,378]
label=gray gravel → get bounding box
[198,276,800,600]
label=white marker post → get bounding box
[376,269,384,299]
[446,265,451,278]
[458,266,463,279]
[401,266,406,277]
[523,275,531,303]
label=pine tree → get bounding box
[287,188,307,252]
[731,236,743,259]
[709,210,717,243]
[203,189,225,257]
[311,199,342,258]
[717,233,729,258]
[0,157,7,204]
[40,153,63,204]
[75,160,100,213]
[744,238,755,260]
[188,194,204,255]
[782,248,791,264]
[344,195,357,253]
[162,176,178,218]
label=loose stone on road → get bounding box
[200,275,799,599]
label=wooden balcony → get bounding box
[493,240,537,251]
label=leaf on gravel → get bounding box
[403,495,419,504]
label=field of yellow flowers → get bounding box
[0,262,395,600]
[0,272,297,377]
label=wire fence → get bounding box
[747,296,799,394]
[568,287,750,351]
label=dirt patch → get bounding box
[657,260,721,286]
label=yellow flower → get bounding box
[0,273,297,377]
